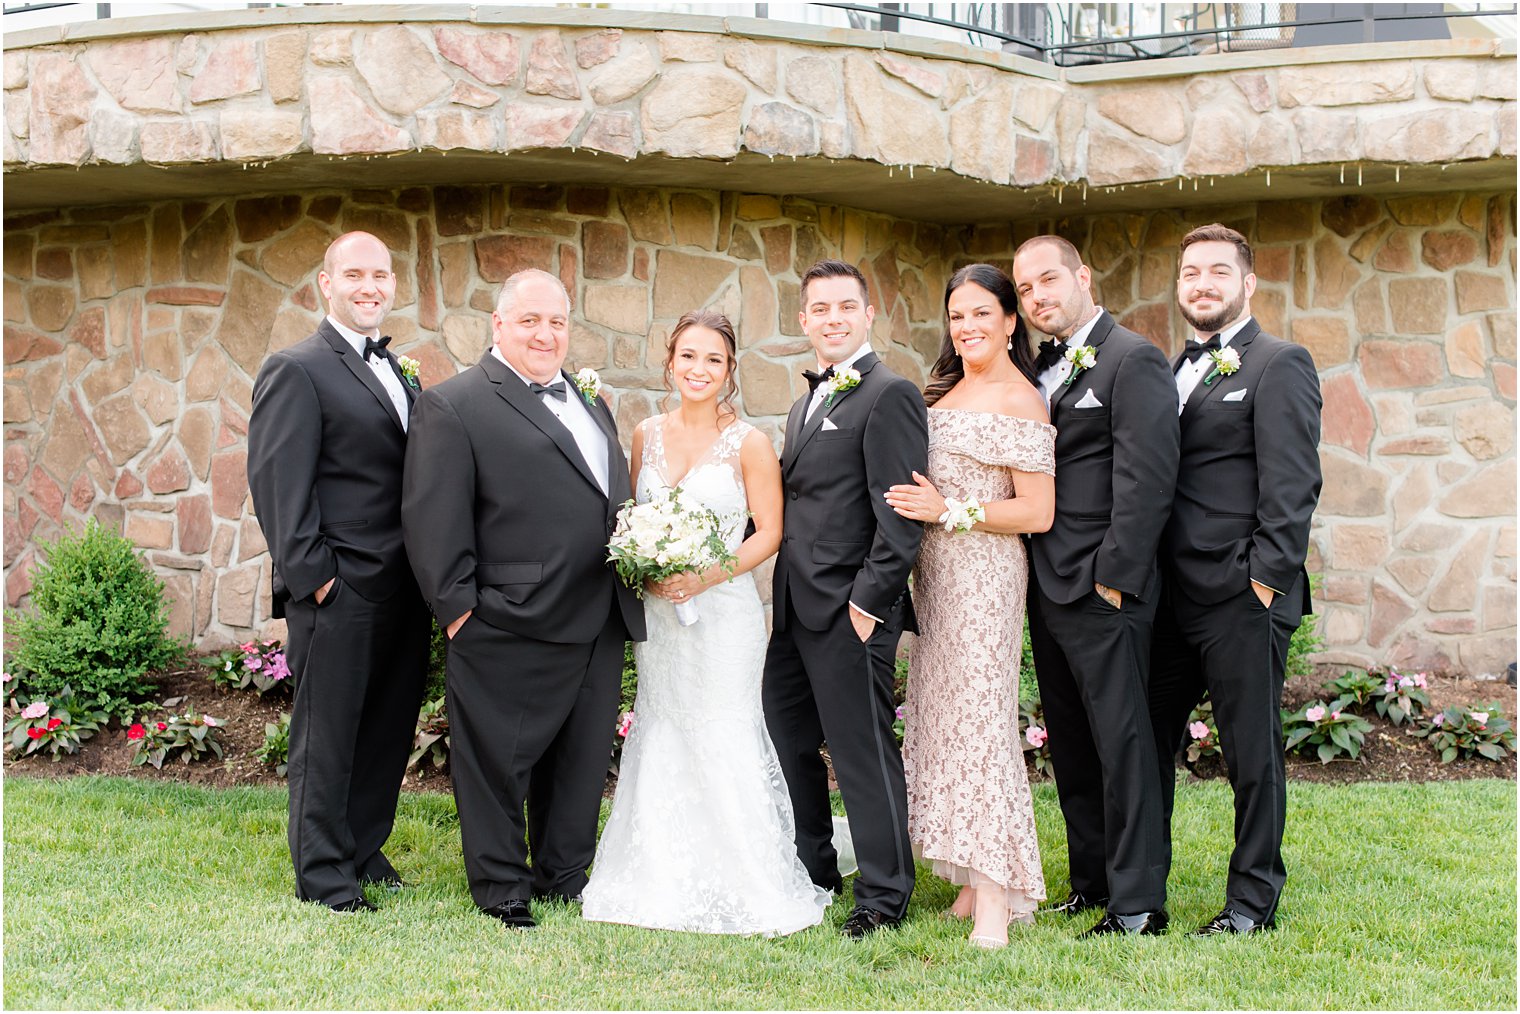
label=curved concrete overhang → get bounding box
[3,5,1515,222]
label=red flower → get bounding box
[46,717,62,730]
[26,727,44,740]
[155,722,168,731]
[127,723,145,740]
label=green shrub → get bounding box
[425,620,448,702]
[7,520,182,716]
[1286,575,1326,680]
[620,641,638,714]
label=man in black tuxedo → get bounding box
[402,268,643,930]
[1148,223,1322,936]
[247,231,430,912]
[762,259,928,938]
[1011,235,1179,937]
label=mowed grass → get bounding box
[3,775,1514,1010]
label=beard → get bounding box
[1179,288,1247,334]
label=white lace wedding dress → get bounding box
[581,416,831,936]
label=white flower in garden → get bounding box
[1470,711,1489,727]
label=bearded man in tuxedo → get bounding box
[1148,223,1322,936]
[248,231,430,912]
[402,269,644,931]
[1012,235,1179,938]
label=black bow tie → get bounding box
[1035,339,1065,373]
[530,380,568,402]
[802,366,836,393]
[1182,334,1223,364]
[362,335,391,362]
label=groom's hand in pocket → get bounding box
[1095,582,1122,609]
[446,610,472,639]
[848,603,877,643]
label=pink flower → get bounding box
[1397,675,1414,689]
[1025,725,1048,748]
[1432,713,1446,727]
[1331,710,1342,721]
[1,672,11,683]
[239,641,255,653]
[1413,672,1429,688]
[616,712,634,738]
[203,715,219,727]
[895,705,905,720]
[1188,720,1211,741]
[1383,681,1398,695]
[21,702,48,719]
[1471,711,1489,727]
[245,658,263,671]
[1305,706,1326,723]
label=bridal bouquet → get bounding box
[606,487,738,626]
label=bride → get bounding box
[581,308,832,936]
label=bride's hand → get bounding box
[883,471,947,523]
[649,571,708,603]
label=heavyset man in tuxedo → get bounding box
[1148,224,1323,936]
[247,231,430,912]
[401,269,644,930]
[762,260,929,938]
[1011,236,1179,938]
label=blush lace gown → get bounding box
[903,409,1056,922]
[581,416,831,936]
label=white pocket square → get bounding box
[1073,388,1103,409]
[821,417,839,431]
[1223,388,1248,402]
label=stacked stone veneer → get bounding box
[2,18,1513,187]
[3,184,1514,674]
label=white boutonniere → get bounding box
[397,355,421,390]
[821,367,861,406]
[938,496,985,534]
[1062,345,1097,386]
[573,367,603,405]
[1203,347,1241,387]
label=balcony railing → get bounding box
[5,2,1516,66]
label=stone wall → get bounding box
[3,184,1516,675]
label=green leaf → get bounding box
[1440,745,1458,764]
[1317,742,1338,764]
[1476,742,1505,761]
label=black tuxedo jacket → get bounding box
[1029,310,1180,606]
[1161,318,1322,613]
[401,353,645,644]
[773,352,928,632]
[248,320,420,616]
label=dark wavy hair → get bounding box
[661,308,740,422]
[923,263,1035,407]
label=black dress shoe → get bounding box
[1195,907,1275,936]
[328,897,377,913]
[1079,909,1168,938]
[482,899,537,930]
[1041,891,1109,916]
[841,905,902,938]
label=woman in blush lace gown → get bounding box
[580,309,830,937]
[884,264,1057,949]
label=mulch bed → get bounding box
[6,664,1516,791]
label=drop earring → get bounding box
[1006,334,1014,350]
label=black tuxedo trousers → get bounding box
[1027,583,1168,913]
[283,579,429,904]
[446,608,628,909]
[763,598,914,917]
[1148,573,1305,923]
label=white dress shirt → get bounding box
[493,348,609,495]
[1035,307,1105,408]
[805,343,876,422]
[328,315,409,432]
[1174,316,1253,414]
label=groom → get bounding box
[763,259,929,938]
[402,268,644,930]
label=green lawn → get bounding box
[3,775,1514,1010]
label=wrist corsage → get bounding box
[938,496,985,534]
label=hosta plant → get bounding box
[1413,704,1516,764]
[1282,701,1373,764]
[128,707,225,769]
